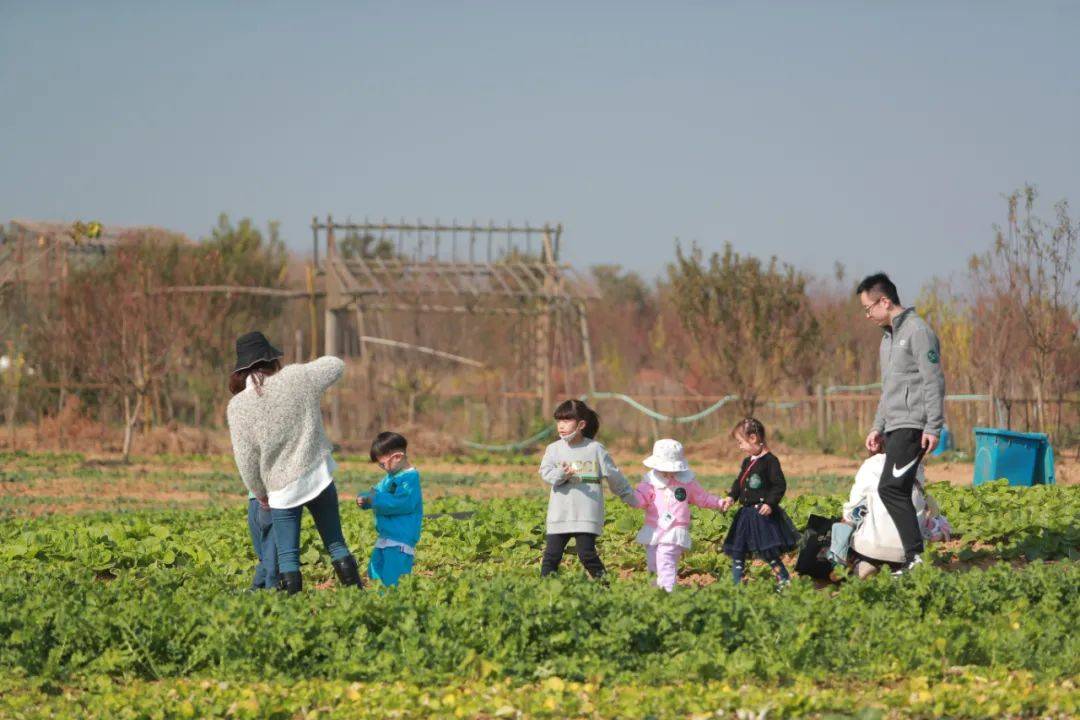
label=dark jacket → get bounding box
[729,452,786,509]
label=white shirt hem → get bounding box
[268,456,336,510]
[374,538,416,556]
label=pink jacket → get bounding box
[634,470,724,549]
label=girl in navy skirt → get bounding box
[720,418,798,588]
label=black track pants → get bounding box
[878,428,926,559]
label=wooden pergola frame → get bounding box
[313,216,599,424]
[0,216,602,435]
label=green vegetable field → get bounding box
[1,451,1077,719]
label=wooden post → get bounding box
[57,243,68,449]
[535,310,551,415]
[576,301,596,396]
[294,328,303,364]
[500,377,510,440]
[824,380,833,429]
[325,306,340,424]
[354,303,377,434]
[326,213,337,257]
[324,313,336,360]
[816,384,826,449]
[650,391,661,441]
[537,229,558,415]
[324,215,341,435]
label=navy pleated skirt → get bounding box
[722,504,799,560]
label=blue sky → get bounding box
[2,1,1078,295]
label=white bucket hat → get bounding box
[643,439,691,473]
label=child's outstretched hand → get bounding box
[757,503,773,517]
[356,494,372,510]
[719,496,734,512]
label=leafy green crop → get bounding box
[1,465,1077,718]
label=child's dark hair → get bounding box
[731,417,766,443]
[553,398,600,439]
[370,431,408,462]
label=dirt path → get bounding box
[3,448,1075,517]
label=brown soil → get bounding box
[5,418,1077,486]
[2,477,210,504]
[1,420,461,457]
[3,427,1075,517]
[4,419,230,456]
[0,475,215,517]
[384,451,1080,487]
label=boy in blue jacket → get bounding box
[357,431,423,586]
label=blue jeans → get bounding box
[247,498,279,589]
[271,482,352,573]
[828,521,856,566]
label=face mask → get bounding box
[559,431,577,442]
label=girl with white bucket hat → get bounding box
[631,439,726,591]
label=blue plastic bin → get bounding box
[973,428,1056,486]
[930,424,953,456]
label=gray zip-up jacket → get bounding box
[872,307,946,436]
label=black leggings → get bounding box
[878,428,926,559]
[541,532,605,578]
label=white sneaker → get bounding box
[891,555,924,577]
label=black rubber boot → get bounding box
[277,571,302,595]
[332,555,363,589]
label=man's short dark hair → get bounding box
[855,273,901,305]
[370,431,408,462]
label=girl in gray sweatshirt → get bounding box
[539,399,640,578]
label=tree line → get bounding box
[1,186,1077,457]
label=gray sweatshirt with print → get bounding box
[539,438,639,535]
[872,308,947,435]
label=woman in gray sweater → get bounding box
[226,331,362,594]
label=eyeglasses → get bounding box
[862,297,885,317]
[375,453,404,471]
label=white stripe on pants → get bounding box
[646,543,685,592]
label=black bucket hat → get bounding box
[234,331,283,372]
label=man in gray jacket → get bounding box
[857,273,946,574]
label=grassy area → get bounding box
[2,451,1077,719]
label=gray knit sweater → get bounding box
[539,437,638,535]
[227,356,345,499]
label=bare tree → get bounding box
[990,186,1079,432]
[666,242,821,415]
[60,232,216,459]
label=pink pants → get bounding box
[646,543,685,592]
